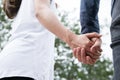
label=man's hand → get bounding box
[74,47,96,64]
[90,37,102,54]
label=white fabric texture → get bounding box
[0,0,56,80]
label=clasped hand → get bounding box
[69,32,102,65]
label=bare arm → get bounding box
[34,0,101,51]
[34,0,76,44]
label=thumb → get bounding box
[85,32,102,39]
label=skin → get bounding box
[73,37,102,65]
[34,0,102,64]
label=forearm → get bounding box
[80,0,100,34]
[35,0,76,44]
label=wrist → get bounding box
[65,29,77,48]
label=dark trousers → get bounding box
[111,0,120,80]
[0,77,34,80]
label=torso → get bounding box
[0,0,56,80]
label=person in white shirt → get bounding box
[0,0,102,80]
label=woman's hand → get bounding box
[67,32,101,50]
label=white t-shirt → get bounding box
[0,0,56,80]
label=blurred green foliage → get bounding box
[0,1,11,50]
